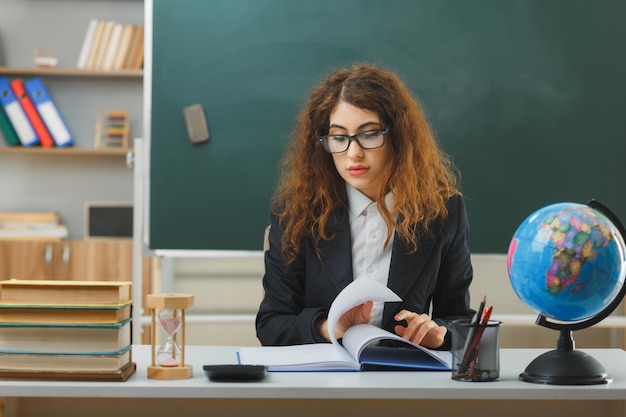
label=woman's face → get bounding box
[328,101,392,200]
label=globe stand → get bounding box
[519,200,626,385]
[519,320,611,385]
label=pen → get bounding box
[475,296,486,326]
[458,296,486,372]
[466,306,493,378]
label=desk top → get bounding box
[0,345,625,400]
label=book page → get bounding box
[342,323,452,369]
[237,279,401,371]
[237,343,358,371]
[326,278,401,346]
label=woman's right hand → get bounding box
[316,300,374,342]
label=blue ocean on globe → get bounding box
[507,202,626,322]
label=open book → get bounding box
[238,278,451,371]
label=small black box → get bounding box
[85,203,133,239]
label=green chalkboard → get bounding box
[150,0,626,253]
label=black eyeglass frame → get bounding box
[318,125,391,154]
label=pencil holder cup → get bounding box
[450,319,501,382]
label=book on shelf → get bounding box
[0,279,132,305]
[0,76,39,146]
[0,210,68,240]
[10,78,55,147]
[238,278,452,372]
[0,31,4,66]
[0,360,136,382]
[24,77,74,147]
[0,103,20,146]
[0,345,132,372]
[0,301,132,324]
[123,25,141,69]
[0,211,60,223]
[113,24,134,70]
[101,23,123,71]
[93,20,115,70]
[0,223,69,240]
[0,318,131,354]
[85,20,106,70]
[128,25,144,70]
[81,19,143,72]
[76,18,99,70]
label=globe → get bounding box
[507,202,626,322]
[506,201,626,385]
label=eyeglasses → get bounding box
[318,125,390,154]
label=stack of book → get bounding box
[0,279,136,381]
[76,19,144,71]
[0,76,73,148]
[0,212,69,240]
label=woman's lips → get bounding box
[347,166,368,176]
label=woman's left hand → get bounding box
[393,310,447,349]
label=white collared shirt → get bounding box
[346,184,395,328]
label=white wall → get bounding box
[165,254,624,348]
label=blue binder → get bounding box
[0,76,39,147]
[24,77,73,147]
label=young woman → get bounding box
[256,64,474,350]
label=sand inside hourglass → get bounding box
[158,315,182,367]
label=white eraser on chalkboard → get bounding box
[183,103,210,144]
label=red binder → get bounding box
[10,78,54,147]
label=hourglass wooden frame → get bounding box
[146,293,194,380]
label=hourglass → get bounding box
[146,293,194,380]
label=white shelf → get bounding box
[0,66,142,78]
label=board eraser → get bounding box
[183,103,210,144]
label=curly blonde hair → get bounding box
[273,64,459,264]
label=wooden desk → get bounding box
[1,346,626,417]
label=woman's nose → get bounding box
[346,138,364,159]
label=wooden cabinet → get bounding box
[0,240,73,280]
[69,239,134,281]
[0,239,151,289]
